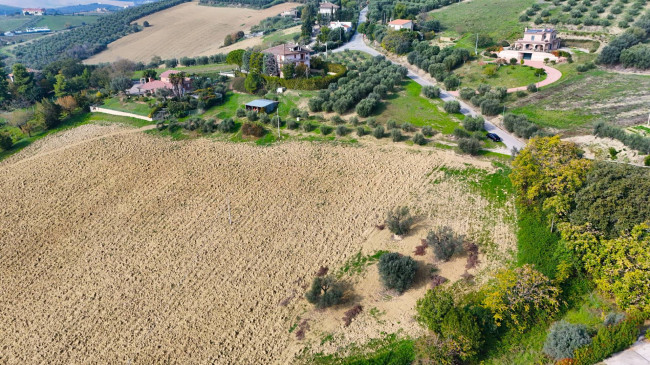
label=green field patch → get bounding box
[336,250,388,278]
[35,15,100,31]
[456,62,546,89]
[102,97,152,116]
[434,162,513,206]
[376,80,460,134]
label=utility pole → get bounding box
[475,33,478,55]
[277,103,281,138]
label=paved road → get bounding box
[604,338,650,365]
[332,7,525,153]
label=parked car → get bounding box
[486,133,502,142]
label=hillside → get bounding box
[85,1,300,64]
[0,122,515,363]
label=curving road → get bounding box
[332,7,526,153]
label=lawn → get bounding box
[133,63,235,78]
[375,80,461,134]
[456,62,547,89]
[0,16,30,32]
[102,97,152,116]
[433,0,535,42]
[509,56,650,131]
[261,26,300,46]
[35,15,100,31]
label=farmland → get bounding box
[0,122,515,363]
[85,1,300,64]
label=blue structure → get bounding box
[245,99,279,113]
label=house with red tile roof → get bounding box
[127,70,191,96]
[388,19,413,31]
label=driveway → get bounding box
[604,339,650,365]
[332,7,525,154]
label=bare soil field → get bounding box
[0,124,515,363]
[85,1,299,64]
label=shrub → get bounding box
[286,119,298,129]
[422,85,441,99]
[527,83,538,92]
[259,112,270,124]
[426,226,462,262]
[390,129,403,142]
[593,121,650,154]
[331,115,344,124]
[443,100,461,114]
[441,307,484,361]
[453,127,470,139]
[387,120,398,130]
[246,110,259,121]
[573,314,643,365]
[378,252,418,293]
[603,312,625,327]
[302,121,315,132]
[305,276,344,309]
[401,122,415,132]
[645,155,650,166]
[480,99,501,116]
[543,321,592,360]
[483,264,560,331]
[422,126,436,137]
[355,98,378,117]
[516,90,527,98]
[463,116,485,132]
[386,206,413,235]
[349,116,359,125]
[413,133,426,145]
[0,132,12,151]
[336,125,348,136]
[218,118,235,133]
[415,287,454,333]
[320,125,333,135]
[458,137,482,155]
[367,117,378,128]
[309,97,324,112]
[356,126,367,136]
[289,107,300,118]
[373,125,385,139]
[459,88,476,100]
[236,108,246,117]
[241,122,265,137]
[444,75,460,90]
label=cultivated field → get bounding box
[0,123,515,363]
[85,1,299,64]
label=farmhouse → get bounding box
[388,19,414,31]
[22,8,45,16]
[319,2,339,16]
[329,21,353,32]
[280,8,297,17]
[498,28,561,62]
[262,43,311,77]
[245,99,279,113]
[127,70,191,96]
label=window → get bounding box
[531,36,535,41]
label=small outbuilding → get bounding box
[245,99,279,113]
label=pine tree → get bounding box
[0,61,11,105]
[54,71,67,98]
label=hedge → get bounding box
[262,63,347,90]
[573,314,643,365]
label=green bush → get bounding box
[331,115,344,124]
[458,137,481,155]
[378,252,418,293]
[0,132,13,151]
[373,125,385,139]
[645,155,650,166]
[415,287,454,333]
[289,107,300,118]
[422,85,441,99]
[390,129,402,142]
[246,110,258,121]
[480,99,501,116]
[463,116,485,132]
[573,315,643,365]
[218,118,235,133]
[527,83,538,92]
[441,307,484,361]
[443,100,461,114]
[426,226,462,262]
[401,122,415,132]
[453,127,470,139]
[516,90,527,98]
[336,125,348,136]
[459,88,476,100]
[387,119,398,130]
[543,321,592,360]
[356,126,367,136]
[236,108,246,117]
[386,206,413,236]
[305,276,344,309]
[413,132,426,145]
[320,125,333,135]
[302,121,315,132]
[422,125,436,137]
[286,119,298,129]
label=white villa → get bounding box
[498,28,561,62]
[388,19,414,31]
[329,21,353,32]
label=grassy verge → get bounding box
[102,97,152,116]
[305,333,415,365]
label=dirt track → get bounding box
[0,125,515,363]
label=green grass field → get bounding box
[433,0,535,41]
[133,63,235,79]
[35,15,100,31]
[262,28,300,46]
[376,80,461,134]
[102,97,152,116]
[509,57,650,131]
[456,62,546,89]
[0,16,31,32]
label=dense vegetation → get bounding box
[593,121,650,154]
[199,0,287,9]
[597,14,650,69]
[366,0,463,23]
[13,0,191,68]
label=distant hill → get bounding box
[0,5,21,15]
[47,4,123,14]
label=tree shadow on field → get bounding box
[411,261,438,292]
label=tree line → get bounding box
[12,0,190,69]
[598,14,650,69]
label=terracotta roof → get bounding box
[160,70,181,79]
[131,80,173,92]
[388,19,412,25]
[262,43,310,56]
[320,2,340,9]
